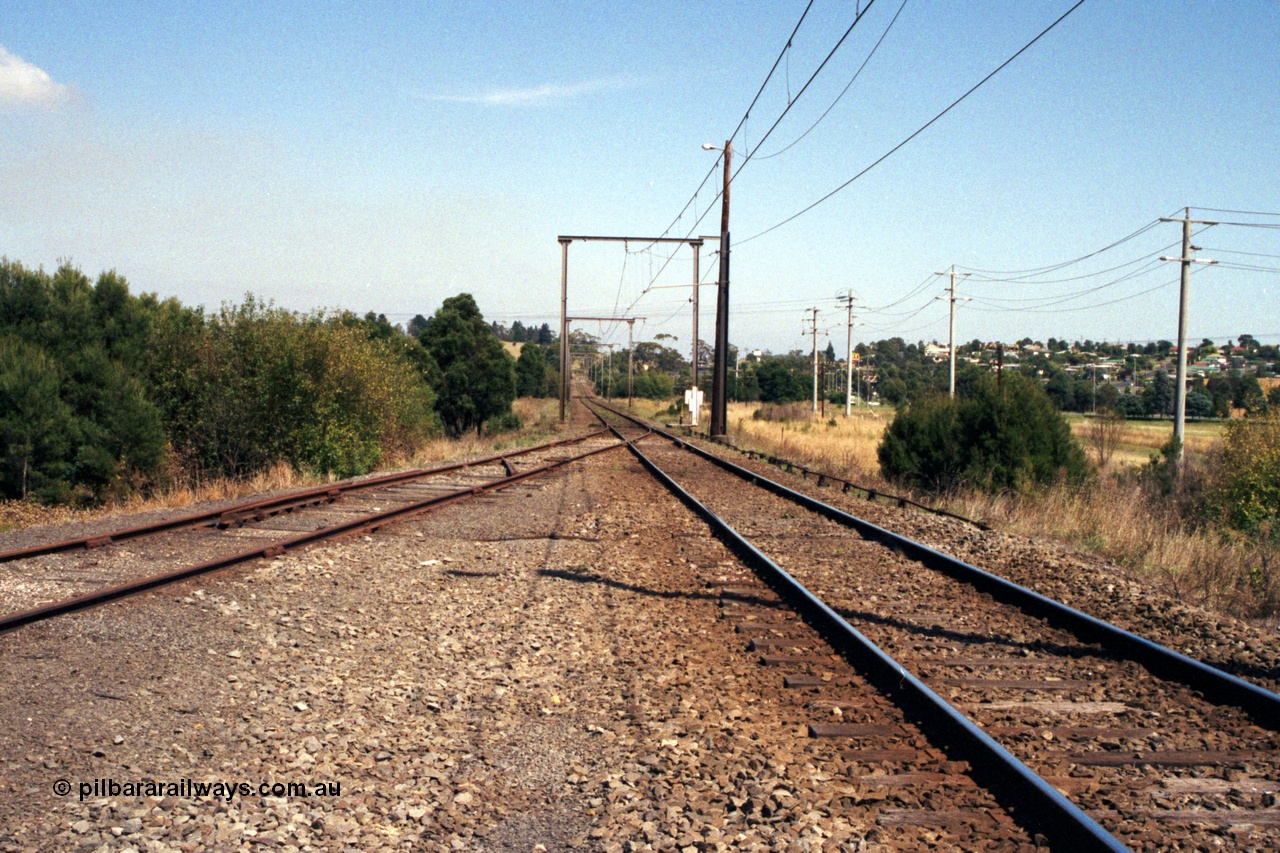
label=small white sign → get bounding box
[684,387,704,426]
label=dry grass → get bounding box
[657,397,1274,620]
[0,398,567,535]
[728,402,887,481]
[1066,414,1223,469]
[942,476,1277,618]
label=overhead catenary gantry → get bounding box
[557,235,718,423]
[566,316,647,408]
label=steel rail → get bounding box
[0,436,627,635]
[728,444,988,529]
[617,428,1128,852]
[594,401,1280,729]
[0,428,611,565]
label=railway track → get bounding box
[588,399,1280,852]
[0,427,628,634]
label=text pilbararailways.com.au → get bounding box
[55,777,341,803]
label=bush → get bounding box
[878,373,1087,493]
[485,411,522,435]
[632,371,674,400]
[1203,412,1280,535]
[752,402,811,423]
[152,298,439,480]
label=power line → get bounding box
[740,0,1089,245]
[1206,220,1280,230]
[959,219,1164,278]
[641,1,816,251]
[1191,206,1280,218]
[757,0,912,161]
[647,0,884,281]
[1201,247,1280,261]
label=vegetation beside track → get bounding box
[623,395,1279,621]
[0,397,568,534]
[0,258,554,508]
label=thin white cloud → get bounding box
[0,45,75,110]
[416,76,640,107]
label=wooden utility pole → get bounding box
[838,292,857,416]
[1159,208,1217,466]
[935,266,970,398]
[710,141,731,437]
[806,308,820,412]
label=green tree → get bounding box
[0,337,76,500]
[420,294,516,437]
[879,373,1086,493]
[1204,412,1280,534]
[515,343,549,398]
[1142,370,1174,417]
[1233,375,1267,414]
[756,359,806,403]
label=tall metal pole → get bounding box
[935,266,969,398]
[710,141,731,437]
[809,308,820,412]
[627,319,635,409]
[1173,210,1192,458]
[691,241,701,426]
[840,293,856,417]
[948,266,957,398]
[559,238,571,422]
[1159,209,1217,468]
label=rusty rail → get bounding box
[0,435,626,635]
[0,428,611,565]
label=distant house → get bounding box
[924,343,950,362]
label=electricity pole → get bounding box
[838,292,858,416]
[692,240,701,423]
[710,140,731,438]
[559,237,571,422]
[935,266,970,397]
[1159,208,1217,466]
[806,308,820,412]
[627,319,636,408]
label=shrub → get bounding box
[485,411,522,434]
[752,402,811,423]
[632,371,674,400]
[879,373,1086,493]
[1203,412,1280,535]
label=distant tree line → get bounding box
[0,259,525,504]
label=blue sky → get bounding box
[2,1,1278,356]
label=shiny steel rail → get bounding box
[595,405,1126,852]
[590,400,1280,728]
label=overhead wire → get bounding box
[641,0,817,252]
[756,0,912,161]
[740,0,1089,245]
[638,1,880,292]
[960,219,1164,278]
[1191,207,1280,218]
